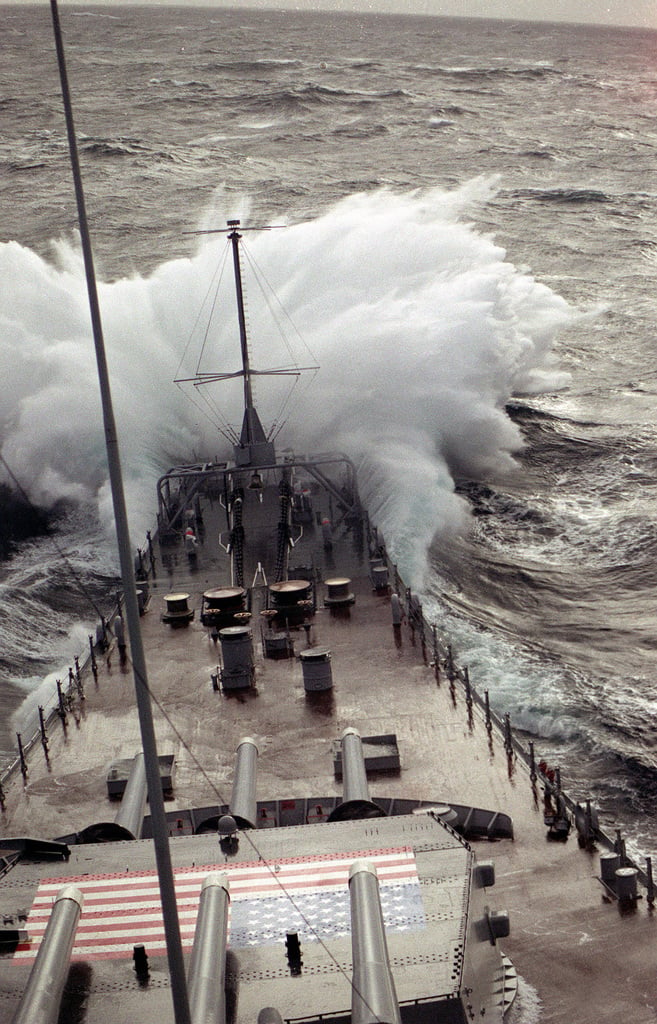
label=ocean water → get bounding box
[2,6,657,855]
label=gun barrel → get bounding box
[349,860,401,1024]
[328,729,385,822]
[114,750,148,839]
[230,737,258,829]
[12,885,84,1024]
[188,874,230,1024]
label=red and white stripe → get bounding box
[14,846,417,963]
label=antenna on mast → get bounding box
[178,219,318,468]
[227,220,276,467]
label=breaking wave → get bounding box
[0,180,572,583]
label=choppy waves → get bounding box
[0,182,572,753]
[3,5,657,850]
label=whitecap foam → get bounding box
[0,182,572,578]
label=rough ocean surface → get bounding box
[1,6,657,856]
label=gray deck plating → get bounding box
[0,480,655,1022]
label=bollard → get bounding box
[615,867,638,903]
[600,852,620,889]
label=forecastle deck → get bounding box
[0,474,655,1022]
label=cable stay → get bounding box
[176,220,319,469]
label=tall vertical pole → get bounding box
[49,4,190,1022]
[229,223,254,439]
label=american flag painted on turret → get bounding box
[14,846,423,962]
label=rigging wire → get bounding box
[0,446,391,1019]
[240,240,320,440]
[173,240,230,384]
[0,460,388,1019]
[240,239,319,368]
[176,232,320,446]
[121,643,390,1019]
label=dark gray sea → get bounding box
[2,5,657,857]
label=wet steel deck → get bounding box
[1,479,656,1022]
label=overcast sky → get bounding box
[251,0,657,28]
[35,0,657,31]
[340,0,657,28]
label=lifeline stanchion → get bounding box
[464,667,473,711]
[38,706,49,760]
[16,733,28,780]
[0,778,5,812]
[484,690,493,734]
[503,713,513,757]
[71,663,83,699]
[147,529,156,574]
[56,679,67,728]
[646,857,655,906]
[529,741,537,782]
[89,635,98,683]
[431,625,440,685]
[75,655,84,698]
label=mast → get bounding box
[227,220,276,466]
[49,4,191,1022]
[177,220,318,468]
[228,220,254,429]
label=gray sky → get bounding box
[344,0,657,27]
[273,0,657,28]
[30,0,657,30]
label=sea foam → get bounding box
[0,181,572,583]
